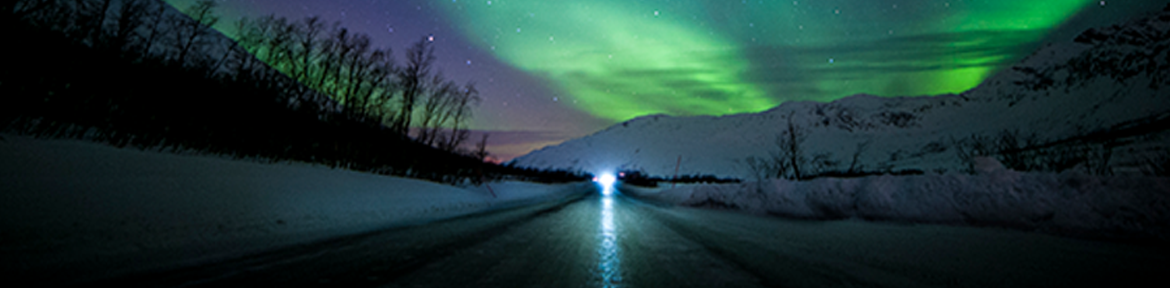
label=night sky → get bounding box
[164,0,1161,161]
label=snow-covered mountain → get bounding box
[511,5,1170,179]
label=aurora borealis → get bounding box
[438,0,1094,121]
[165,0,1160,160]
[441,0,775,121]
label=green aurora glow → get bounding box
[439,0,1091,122]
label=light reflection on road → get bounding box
[596,184,622,287]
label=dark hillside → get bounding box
[0,0,585,184]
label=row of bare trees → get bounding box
[234,13,479,153]
[3,0,523,183]
[743,111,919,183]
[4,0,224,67]
[4,0,481,154]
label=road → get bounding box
[89,184,1169,288]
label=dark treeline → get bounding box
[0,0,587,184]
[617,170,741,188]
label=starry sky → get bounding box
[164,0,1162,161]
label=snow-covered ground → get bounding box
[621,157,1170,242]
[0,135,590,283]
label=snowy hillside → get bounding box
[620,157,1170,241]
[0,135,589,284]
[511,6,1170,179]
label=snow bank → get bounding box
[622,161,1170,241]
[0,135,589,283]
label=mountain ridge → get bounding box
[511,5,1170,179]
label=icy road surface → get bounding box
[84,186,1168,288]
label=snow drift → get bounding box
[0,135,590,284]
[622,157,1170,241]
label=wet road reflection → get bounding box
[93,182,1166,288]
[596,185,621,287]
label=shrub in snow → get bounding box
[973,156,1006,174]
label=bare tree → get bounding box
[474,133,490,161]
[171,0,218,66]
[314,26,348,94]
[417,73,456,146]
[231,17,266,79]
[339,33,373,110]
[367,48,398,123]
[139,0,167,59]
[109,0,150,52]
[440,82,478,152]
[350,47,387,115]
[292,16,325,83]
[778,111,807,180]
[267,17,298,71]
[393,36,435,134]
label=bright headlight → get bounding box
[598,173,616,186]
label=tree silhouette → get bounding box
[172,0,218,66]
[109,0,151,52]
[0,0,568,184]
[440,82,478,152]
[474,133,490,161]
[393,36,435,135]
[417,73,456,146]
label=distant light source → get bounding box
[598,173,616,186]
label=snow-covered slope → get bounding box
[620,157,1170,241]
[0,135,589,284]
[512,6,1170,179]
